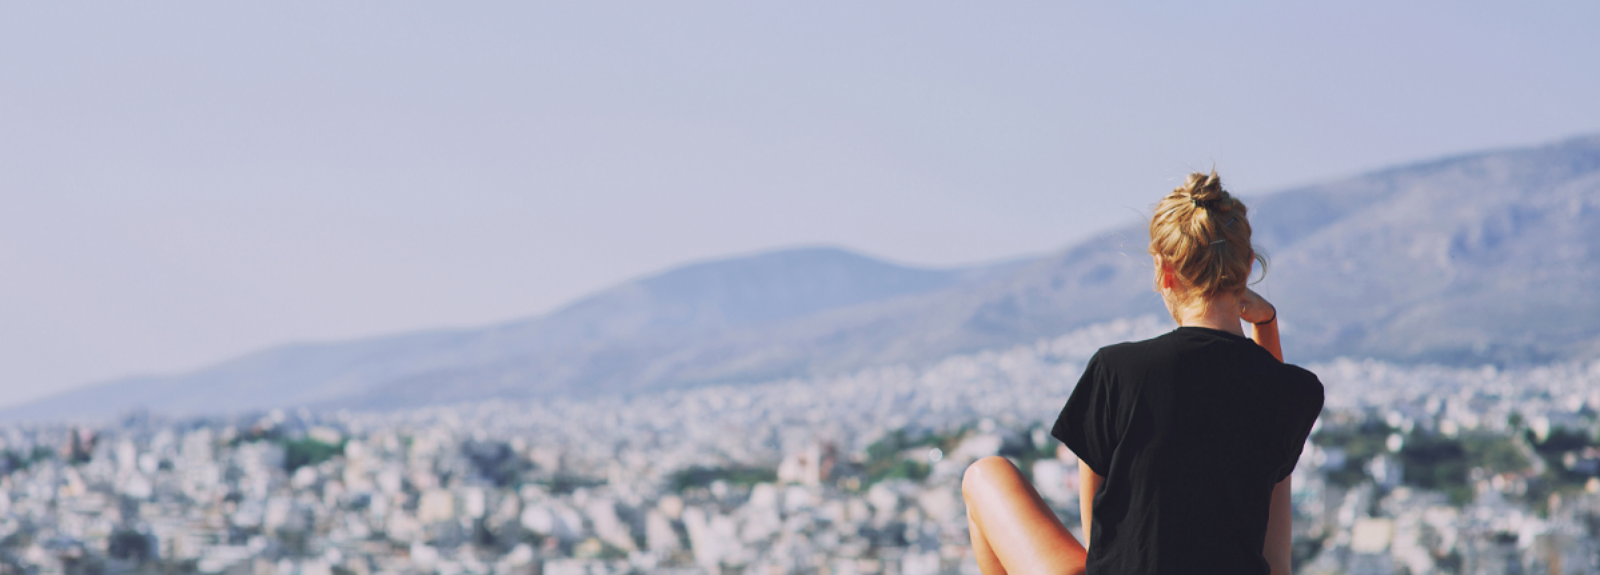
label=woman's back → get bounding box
[960,171,1321,575]
[1054,327,1323,574]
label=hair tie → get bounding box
[1210,239,1226,245]
[1190,197,1205,209]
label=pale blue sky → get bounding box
[2,2,1597,407]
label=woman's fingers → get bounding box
[1239,289,1275,324]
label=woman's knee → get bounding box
[962,455,1020,500]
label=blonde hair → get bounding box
[1148,171,1266,307]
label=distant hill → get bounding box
[956,133,1600,365]
[1258,135,1600,363]
[11,134,1599,421]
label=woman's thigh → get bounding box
[962,456,1086,575]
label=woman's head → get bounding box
[1148,171,1266,313]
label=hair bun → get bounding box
[1150,169,1265,303]
[1180,171,1232,211]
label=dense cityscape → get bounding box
[2,317,1598,575]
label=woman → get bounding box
[962,172,1324,575]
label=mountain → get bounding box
[956,133,1600,365]
[12,135,1600,421]
[1259,135,1600,363]
[13,249,1009,420]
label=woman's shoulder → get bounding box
[1089,327,1244,367]
[1275,362,1326,413]
[1084,336,1174,372]
[1093,328,1191,356]
[1276,362,1323,389]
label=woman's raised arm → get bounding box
[1240,288,1281,362]
[1241,287,1291,573]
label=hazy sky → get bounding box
[2,2,1597,407]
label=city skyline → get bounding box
[0,317,1595,574]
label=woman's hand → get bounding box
[1239,288,1283,362]
[1239,288,1276,325]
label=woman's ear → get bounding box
[1154,259,1176,291]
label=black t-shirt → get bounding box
[1052,327,1324,575]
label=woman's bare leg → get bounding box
[962,456,1087,575]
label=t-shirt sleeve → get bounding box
[1052,351,1119,477]
[1272,371,1326,483]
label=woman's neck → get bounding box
[1175,292,1246,337]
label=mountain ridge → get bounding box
[12,134,1599,421]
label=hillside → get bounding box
[11,135,1599,420]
